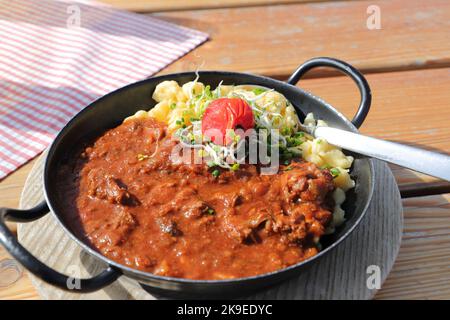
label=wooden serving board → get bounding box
[17,154,403,299]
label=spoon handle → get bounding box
[314,126,450,181]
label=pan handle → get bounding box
[287,57,372,129]
[0,202,121,293]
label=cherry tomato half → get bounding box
[201,98,254,145]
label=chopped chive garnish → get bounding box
[231,163,240,171]
[212,169,220,178]
[252,88,266,95]
[204,85,212,98]
[170,103,177,110]
[330,168,340,177]
[175,117,186,126]
[281,127,291,136]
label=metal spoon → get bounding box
[300,124,450,181]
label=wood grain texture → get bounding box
[99,0,326,12]
[153,0,450,78]
[393,166,450,198]
[13,154,402,299]
[0,158,38,234]
[0,249,39,300]
[298,68,450,193]
[298,68,450,155]
[375,194,450,300]
[0,159,37,209]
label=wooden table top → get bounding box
[1,0,449,300]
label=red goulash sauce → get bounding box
[58,117,335,280]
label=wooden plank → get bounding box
[376,194,450,300]
[0,248,39,300]
[298,68,450,154]
[0,159,37,234]
[153,0,450,78]
[393,167,450,198]
[99,0,326,12]
[0,159,36,210]
[298,68,450,193]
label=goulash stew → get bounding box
[57,81,355,280]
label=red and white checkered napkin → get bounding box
[0,0,208,180]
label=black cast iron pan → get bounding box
[0,57,374,298]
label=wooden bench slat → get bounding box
[298,68,450,155]
[390,165,450,198]
[0,247,40,300]
[375,193,450,299]
[153,0,450,78]
[298,67,450,193]
[99,0,321,12]
[298,68,450,154]
[0,159,36,210]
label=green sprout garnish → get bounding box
[330,168,340,177]
[281,127,292,136]
[212,169,220,178]
[176,117,186,128]
[252,88,266,95]
[204,85,212,98]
